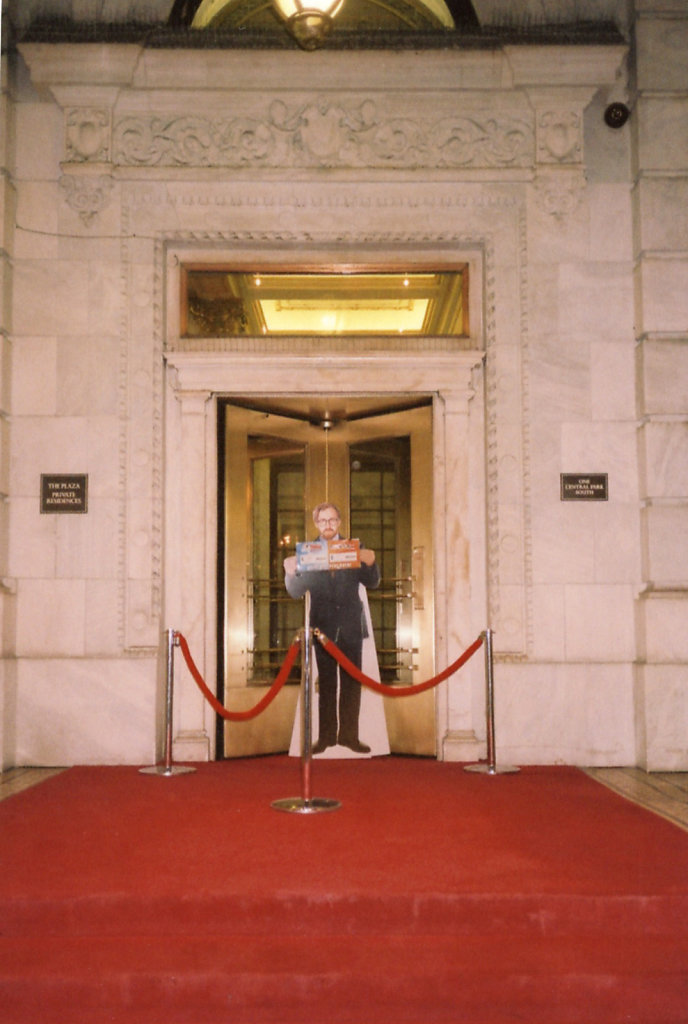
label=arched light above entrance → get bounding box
[191,0,457,49]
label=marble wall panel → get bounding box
[636,97,688,172]
[636,17,688,91]
[0,417,9,496]
[530,583,566,660]
[492,661,636,766]
[0,91,15,170]
[634,177,688,252]
[526,423,560,505]
[641,594,688,662]
[527,261,558,337]
[561,421,638,502]
[583,89,632,186]
[14,182,60,260]
[558,261,635,342]
[84,579,120,657]
[54,499,119,580]
[86,260,121,338]
[591,505,641,583]
[636,257,688,334]
[12,260,90,336]
[8,496,59,578]
[641,422,688,498]
[13,103,62,182]
[530,503,597,585]
[588,184,633,263]
[0,335,10,422]
[528,337,591,422]
[11,336,57,415]
[642,505,688,584]
[83,415,120,498]
[0,174,16,256]
[56,334,119,416]
[637,664,688,771]
[10,415,92,495]
[0,255,11,336]
[15,578,85,656]
[564,583,636,661]
[14,656,157,766]
[637,337,688,416]
[590,340,635,421]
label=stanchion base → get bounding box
[464,763,520,775]
[139,765,196,776]
[271,797,341,814]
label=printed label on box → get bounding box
[296,539,361,571]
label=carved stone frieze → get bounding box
[58,172,114,225]
[112,99,534,170]
[65,107,111,163]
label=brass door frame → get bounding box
[219,398,435,757]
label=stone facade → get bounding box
[0,1,686,770]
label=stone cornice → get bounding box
[19,39,627,96]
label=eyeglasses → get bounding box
[316,517,340,526]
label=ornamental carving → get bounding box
[65,107,111,163]
[112,100,534,170]
[59,173,114,225]
[536,109,582,164]
[534,169,586,221]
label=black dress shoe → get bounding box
[312,738,335,754]
[340,738,371,753]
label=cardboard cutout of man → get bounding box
[283,502,380,753]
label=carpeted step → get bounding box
[2,932,688,1024]
[4,889,688,940]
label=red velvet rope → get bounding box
[315,632,484,697]
[176,631,301,722]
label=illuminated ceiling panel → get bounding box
[183,269,466,337]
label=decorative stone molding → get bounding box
[65,107,111,163]
[116,193,530,665]
[58,170,114,225]
[534,167,586,222]
[536,108,582,164]
[112,102,534,170]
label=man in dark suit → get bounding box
[283,502,380,753]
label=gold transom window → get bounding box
[182,268,467,337]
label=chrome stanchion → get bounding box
[465,628,519,776]
[140,628,196,777]
[273,597,340,813]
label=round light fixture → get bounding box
[271,0,346,49]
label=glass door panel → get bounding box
[220,398,434,757]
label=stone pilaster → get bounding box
[633,0,688,769]
[0,43,17,769]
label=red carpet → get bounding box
[1,757,688,1022]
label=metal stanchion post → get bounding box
[140,628,196,777]
[273,596,340,813]
[465,628,519,776]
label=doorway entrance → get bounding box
[218,397,435,757]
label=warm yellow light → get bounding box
[272,0,346,49]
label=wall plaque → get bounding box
[40,474,88,514]
[560,474,608,501]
